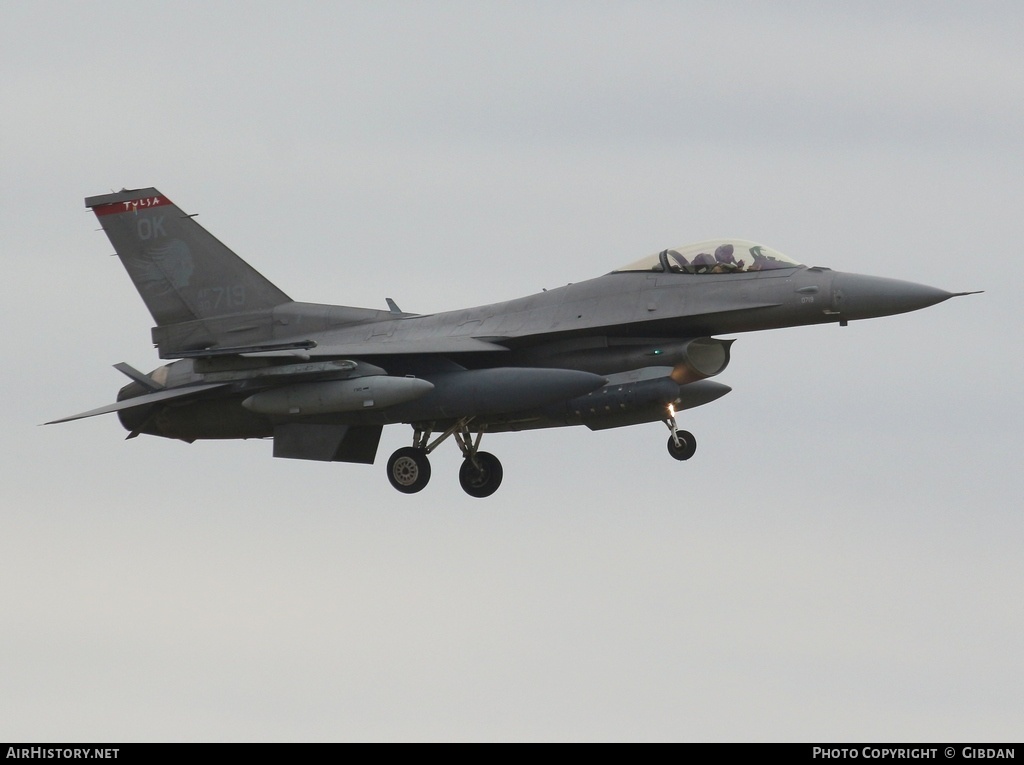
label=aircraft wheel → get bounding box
[459,451,503,498]
[387,447,431,494]
[667,431,697,461]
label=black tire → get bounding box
[667,431,697,461]
[387,447,431,493]
[458,451,503,498]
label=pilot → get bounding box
[691,251,716,274]
[711,243,745,273]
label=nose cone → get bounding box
[832,273,965,321]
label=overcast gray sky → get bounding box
[2,1,1021,742]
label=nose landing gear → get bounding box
[664,404,697,461]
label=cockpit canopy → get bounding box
[614,239,802,275]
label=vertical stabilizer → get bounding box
[85,188,291,327]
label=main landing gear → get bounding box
[664,404,697,461]
[386,446,432,494]
[386,417,504,498]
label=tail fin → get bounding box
[85,188,291,327]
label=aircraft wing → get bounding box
[166,336,511,359]
[289,336,510,357]
[46,383,231,424]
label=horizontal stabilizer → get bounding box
[46,383,230,424]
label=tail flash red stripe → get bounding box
[92,195,173,216]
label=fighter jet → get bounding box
[49,187,976,497]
